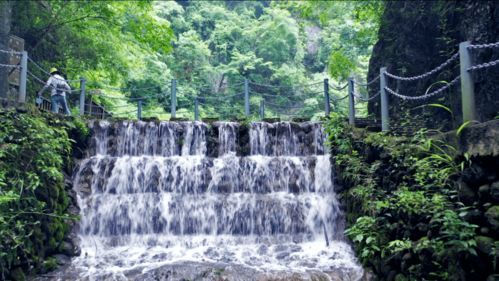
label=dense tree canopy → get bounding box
[8,0,382,120]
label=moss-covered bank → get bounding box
[0,110,89,280]
[325,114,498,281]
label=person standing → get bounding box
[37,67,71,115]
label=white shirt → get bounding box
[45,74,71,97]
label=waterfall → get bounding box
[71,121,362,280]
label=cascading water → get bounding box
[68,121,363,280]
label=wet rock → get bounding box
[257,245,268,255]
[462,164,487,186]
[462,208,483,225]
[479,184,491,201]
[53,254,71,266]
[490,181,499,203]
[60,240,78,256]
[458,181,477,205]
[275,251,290,260]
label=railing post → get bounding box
[459,41,477,122]
[324,78,330,116]
[137,99,142,120]
[244,79,250,116]
[79,77,86,116]
[194,97,199,121]
[171,79,177,118]
[380,67,390,132]
[88,98,93,116]
[260,99,265,120]
[348,77,355,126]
[18,51,28,104]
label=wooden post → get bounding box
[324,78,330,116]
[171,79,176,118]
[459,41,477,122]
[137,99,142,120]
[244,79,250,116]
[194,97,199,121]
[17,50,27,104]
[348,77,355,126]
[260,99,265,120]
[380,67,389,132]
[79,77,86,116]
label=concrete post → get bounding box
[348,77,355,126]
[194,97,199,121]
[88,98,93,116]
[18,51,27,104]
[244,79,250,116]
[324,78,330,116]
[380,67,389,132]
[171,79,176,118]
[79,77,86,116]
[137,99,142,120]
[459,41,477,122]
[260,99,265,120]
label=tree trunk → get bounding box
[0,1,12,101]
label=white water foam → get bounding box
[71,121,362,280]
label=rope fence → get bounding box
[383,52,459,81]
[2,39,498,126]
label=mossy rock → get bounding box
[485,205,499,232]
[108,117,132,122]
[230,116,249,122]
[202,117,219,123]
[262,117,280,123]
[170,117,190,121]
[141,117,160,122]
[476,236,494,255]
[41,256,58,273]
[291,117,310,122]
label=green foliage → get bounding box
[0,112,78,278]
[12,0,175,117]
[13,1,381,120]
[344,216,382,263]
[328,50,356,81]
[323,112,353,153]
[325,117,479,280]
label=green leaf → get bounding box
[456,120,480,136]
[354,234,364,242]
